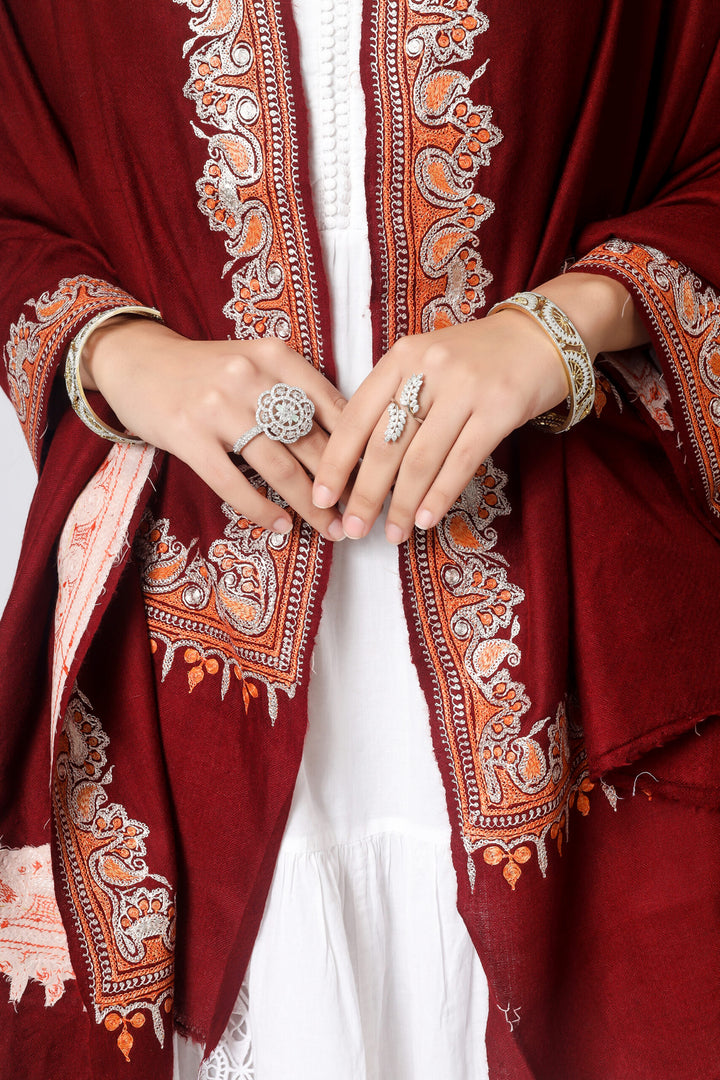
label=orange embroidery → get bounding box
[175,0,329,364]
[575,241,720,520]
[4,277,142,468]
[405,461,591,889]
[53,689,174,1060]
[135,505,321,720]
[171,0,328,720]
[367,0,502,346]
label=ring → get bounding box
[232,383,315,456]
[384,373,424,443]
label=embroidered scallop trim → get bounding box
[53,687,175,1062]
[4,277,142,468]
[405,462,591,890]
[574,241,720,521]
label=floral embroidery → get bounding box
[175,0,328,365]
[575,242,720,521]
[0,844,75,1006]
[404,461,591,889]
[53,688,174,1061]
[134,502,322,721]
[366,0,502,347]
[603,346,674,431]
[4,277,142,468]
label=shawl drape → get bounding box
[2,2,720,1076]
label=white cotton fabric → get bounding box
[176,1,491,1076]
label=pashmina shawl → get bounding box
[1,2,720,1076]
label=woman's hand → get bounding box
[311,272,649,543]
[80,317,348,540]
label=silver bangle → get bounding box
[64,305,164,444]
[488,292,595,432]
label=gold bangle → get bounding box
[64,305,164,444]
[488,291,595,432]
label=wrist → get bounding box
[534,272,649,359]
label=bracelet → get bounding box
[64,305,164,444]
[488,291,595,433]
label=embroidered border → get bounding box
[404,462,591,889]
[366,0,502,347]
[0,844,74,1007]
[169,0,328,720]
[174,0,327,366]
[4,277,142,468]
[574,241,720,522]
[134,500,320,720]
[53,688,174,1062]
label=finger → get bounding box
[240,437,347,540]
[312,363,401,508]
[186,439,345,541]
[384,408,467,542]
[185,440,296,535]
[271,350,349,433]
[412,420,501,532]
[340,397,429,539]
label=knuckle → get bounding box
[350,489,380,514]
[329,388,348,411]
[422,343,452,372]
[265,450,299,484]
[222,354,252,383]
[197,386,223,414]
[256,336,288,366]
[388,333,416,361]
[403,445,432,478]
[453,443,480,473]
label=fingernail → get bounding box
[343,515,366,539]
[327,518,346,541]
[313,483,335,509]
[415,509,434,530]
[385,522,405,545]
[273,516,293,535]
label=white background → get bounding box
[0,392,38,615]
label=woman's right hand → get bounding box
[80,315,348,540]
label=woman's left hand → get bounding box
[311,308,568,543]
[311,272,649,543]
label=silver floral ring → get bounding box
[232,383,315,456]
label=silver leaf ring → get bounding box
[383,373,425,443]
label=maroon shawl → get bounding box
[2,2,720,1076]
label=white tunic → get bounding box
[176,2,491,1076]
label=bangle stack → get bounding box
[488,291,595,433]
[64,305,164,444]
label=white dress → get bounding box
[175,1,491,1076]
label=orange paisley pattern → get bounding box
[135,501,323,721]
[174,0,329,365]
[404,462,591,889]
[366,0,502,347]
[53,688,174,1061]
